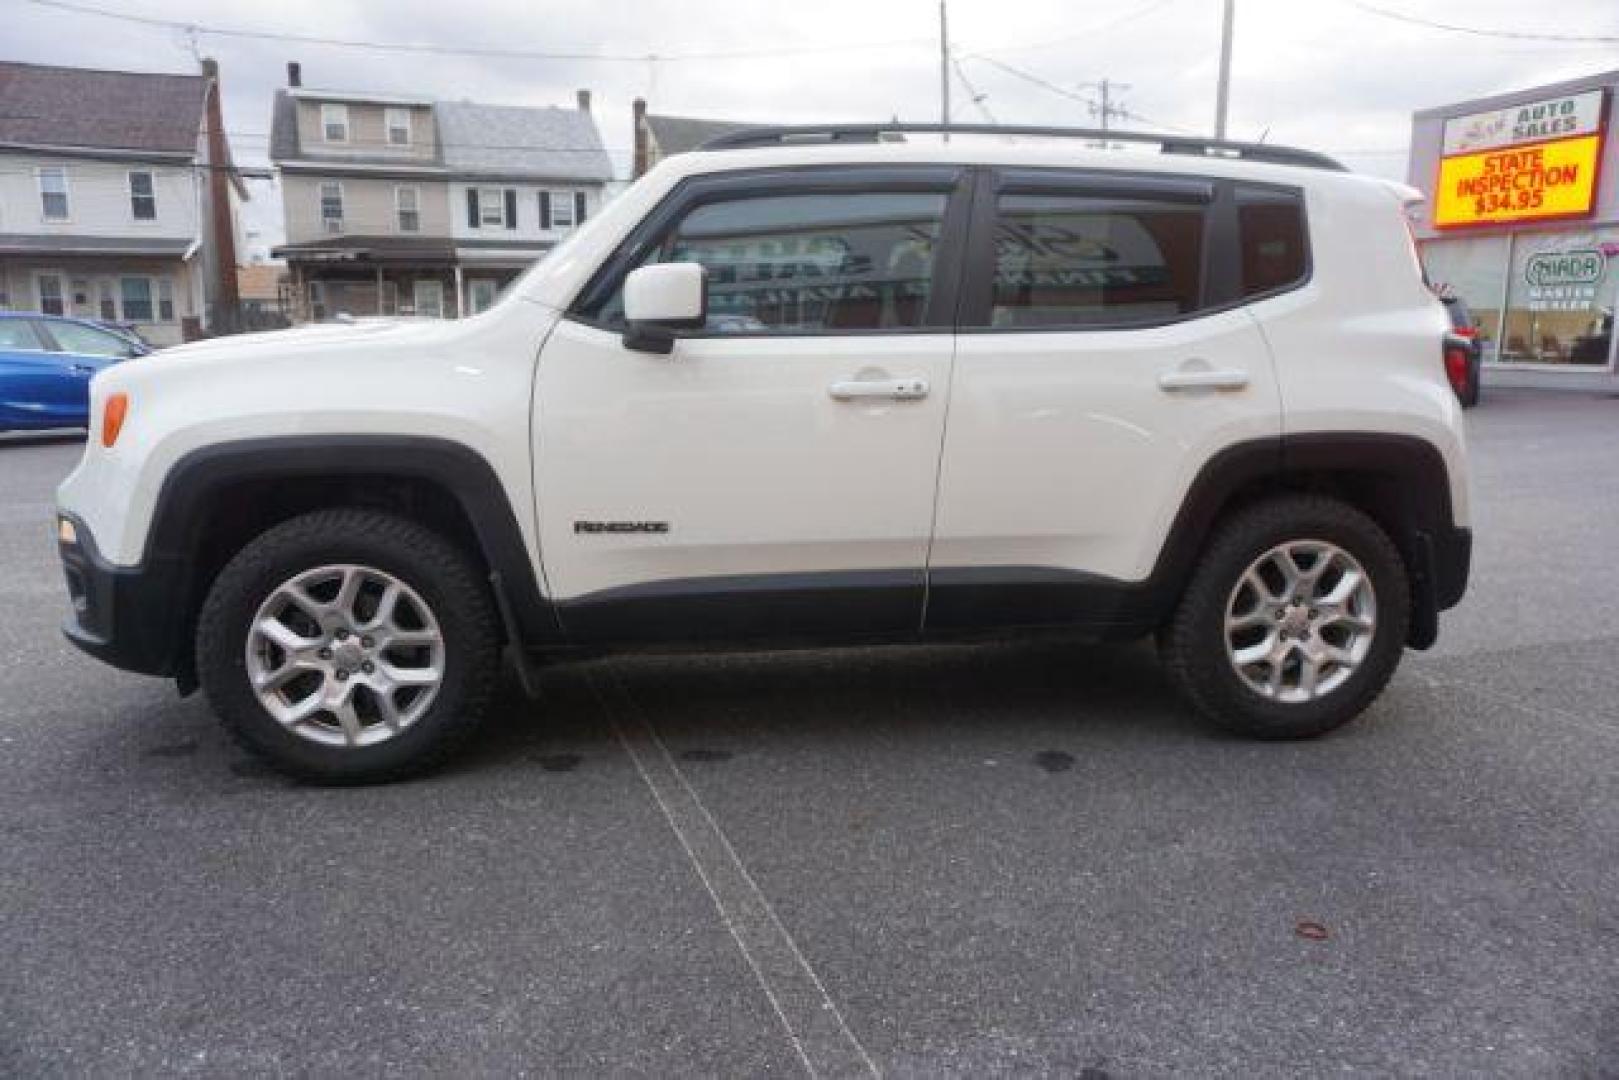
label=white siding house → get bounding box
[0,61,247,345]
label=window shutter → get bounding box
[504,189,517,229]
[466,188,479,228]
[574,191,587,224]
[538,191,551,230]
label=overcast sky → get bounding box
[10,0,1618,259]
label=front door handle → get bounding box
[828,377,930,401]
[1158,368,1249,391]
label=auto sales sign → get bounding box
[1434,88,1608,229]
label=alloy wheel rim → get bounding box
[245,564,445,748]
[1223,539,1377,704]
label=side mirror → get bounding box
[622,262,706,354]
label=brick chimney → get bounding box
[200,58,240,325]
[633,97,648,179]
[286,61,302,88]
[576,88,591,113]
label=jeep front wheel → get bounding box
[1160,495,1410,739]
[196,509,499,783]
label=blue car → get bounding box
[0,312,150,432]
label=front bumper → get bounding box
[58,513,185,679]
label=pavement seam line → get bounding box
[585,667,880,1080]
[582,670,817,1080]
[616,674,886,1080]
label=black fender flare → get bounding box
[142,435,562,668]
[1150,431,1469,648]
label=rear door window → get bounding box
[989,192,1207,328]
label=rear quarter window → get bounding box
[1237,188,1308,297]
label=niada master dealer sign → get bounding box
[1434,88,1608,229]
[1523,247,1611,312]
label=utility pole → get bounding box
[939,0,951,137]
[1080,78,1130,147]
[1214,0,1234,139]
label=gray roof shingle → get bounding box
[646,114,750,156]
[436,101,611,181]
[0,62,205,155]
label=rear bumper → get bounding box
[58,513,184,679]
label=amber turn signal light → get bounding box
[101,393,129,448]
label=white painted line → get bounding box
[585,667,881,1080]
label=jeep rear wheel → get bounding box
[196,509,499,783]
[1160,495,1410,739]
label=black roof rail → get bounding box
[697,122,1347,172]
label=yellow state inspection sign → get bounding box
[1434,134,1602,229]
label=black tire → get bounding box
[195,509,500,783]
[1159,495,1410,740]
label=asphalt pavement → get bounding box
[2,389,1617,1076]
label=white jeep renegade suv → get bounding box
[55,125,1471,782]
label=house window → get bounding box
[386,107,412,146]
[479,187,506,227]
[540,190,586,231]
[157,279,175,321]
[38,167,69,220]
[413,279,444,318]
[321,103,349,142]
[120,278,154,322]
[551,190,575,229]
[320,182,344,233]
[37,273,65,316]
[396,185,420,233]
[129,170,157,220]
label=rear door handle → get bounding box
[1158,368,1249,391]
[828,377,930,401]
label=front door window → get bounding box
[589,191,947,332]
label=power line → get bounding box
[19,0,934,62]
[963,55,1196,135]
[972,0,1181,56]
[966,55,1094,107]
[950,59,997,124]
[1338,0,1619,43]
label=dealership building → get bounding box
[1407,69,1618,388]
